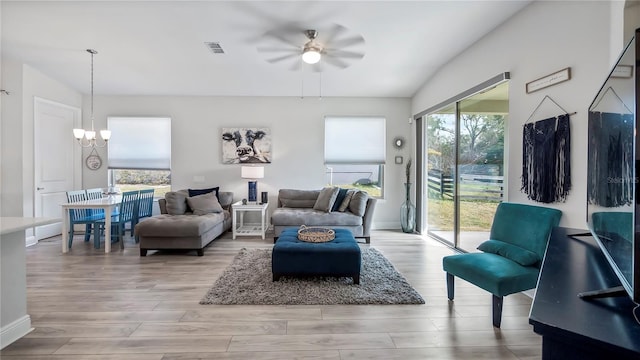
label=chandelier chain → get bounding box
[89,49,95,129]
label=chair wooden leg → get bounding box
[84,224,92,242]
[68,231,74,249]
[446,273,454,300]
[119,224,125,249]
[94,224,102,249]
[68,221,75,249]
[492,294,503,328]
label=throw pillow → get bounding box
[313,187,340,212]
[348,191,369,217]
[186,193,223,215]
[338,189,357,212]
[188,186,220,199]
[331,188,349,212]
[477,239,540,266]
[165,191,188,215]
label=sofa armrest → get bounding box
[159,198,168,214]
[362,197,377,237]
[218,191,234,210]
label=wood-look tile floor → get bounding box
[1,230,541,359]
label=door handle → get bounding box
[37,187,44,190]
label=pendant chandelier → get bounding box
[73,49,111,148]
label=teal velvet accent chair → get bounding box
[442,202,562,327]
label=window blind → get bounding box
[324,116,386,164]
[107,117,171,170]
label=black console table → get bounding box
[529,227,640,359]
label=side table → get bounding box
[232,201,269,240]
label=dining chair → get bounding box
[85,187,105,216]
[95,190,140,248]
[133,189,155,243]
[66,190,105,249]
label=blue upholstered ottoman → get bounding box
[272,228,362,284]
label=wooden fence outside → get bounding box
[427,169,503,202]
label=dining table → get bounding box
[60,195,121,253]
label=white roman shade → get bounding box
[107,116,171,170]
[324,116,386,164]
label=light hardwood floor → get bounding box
[0,230,541,359]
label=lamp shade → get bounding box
[241,166,264,179]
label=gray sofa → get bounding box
[134,190,233,256]
[271,188,377,243]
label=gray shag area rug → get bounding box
[200,247,425,305]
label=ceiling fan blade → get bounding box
[288,60,302,72]
[326,35,365,49]
[262,33,300,48]
[266,53,300,64]
[309,62,325,73]
[322,23,349,45]
[257,45,300,54]
[262,23,308,47]
[324,49,365,59]
[322,55,350,69]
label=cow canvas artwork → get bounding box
[221,127,272,164]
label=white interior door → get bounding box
[34,98,80,241]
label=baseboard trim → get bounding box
[372,222,401,230]
[25,235,37,247]
[1,315,32,349]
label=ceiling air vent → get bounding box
[205,42,225,54]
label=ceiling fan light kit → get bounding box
[302,29,322,64]
[302,46,321,64]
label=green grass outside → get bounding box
[427,198,499,231]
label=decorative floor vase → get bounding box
[401,183,416,233]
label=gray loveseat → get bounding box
[134,189,233,256]
[271,188,377,243]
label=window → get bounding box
[107,117,171,198]
[324,116,386,197]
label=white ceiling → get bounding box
[1,1,532,98]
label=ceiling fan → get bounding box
[256,23,366,72]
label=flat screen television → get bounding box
[585,28,640,303]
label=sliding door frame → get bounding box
[413,72,510,239]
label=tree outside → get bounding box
[427,112,505,232]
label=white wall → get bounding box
[0,60,82,218]
[412,1,621,229]
[82,96,412,229]
[1,60,25,217]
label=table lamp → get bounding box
[241,166,264,202]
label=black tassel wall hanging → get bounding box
[521,96,573,203]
